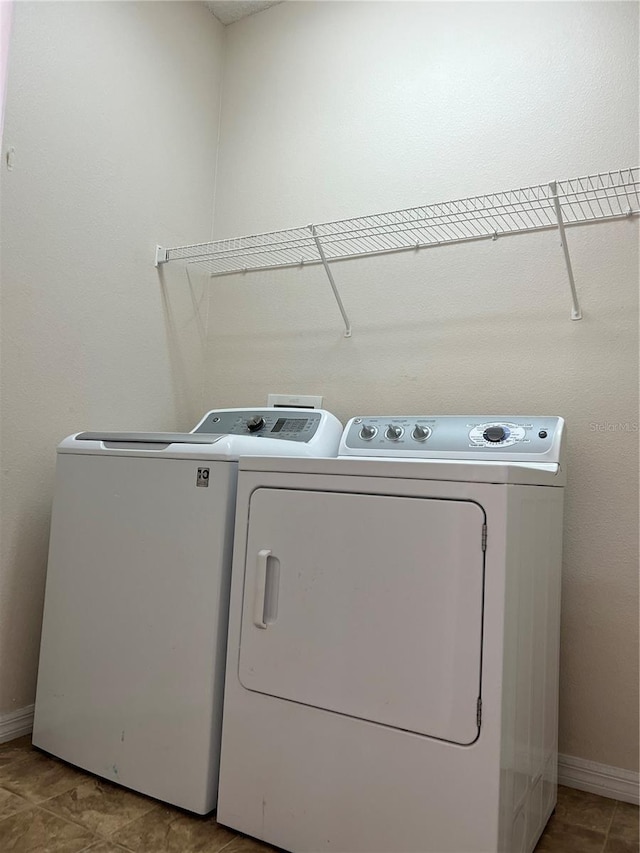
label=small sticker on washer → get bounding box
[196,468,210,487]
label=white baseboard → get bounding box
[559,753,639,805]
[0,705,34,744]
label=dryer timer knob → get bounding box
[483,425,506,442]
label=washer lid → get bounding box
[76,432,223,444]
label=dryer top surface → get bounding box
[237,454,565,486]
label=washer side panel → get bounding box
[33,454,237,813]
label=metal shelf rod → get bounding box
[200,212,636,279]
[155,168,639,331]
[309,225,352,338]
[549,181,583,320]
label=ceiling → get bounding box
[204,1,283,26]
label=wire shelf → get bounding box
[159,168,638,275]
[156,168,639,333]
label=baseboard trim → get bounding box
[559,753,639,805]
[0,705,34,744]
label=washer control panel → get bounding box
[340,416,564,461]
[193,408,322,443]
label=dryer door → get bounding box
[238,488,486,745]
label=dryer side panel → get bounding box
[238,488,486,745]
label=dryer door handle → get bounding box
[253,549,271,629]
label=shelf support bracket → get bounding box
[549,182,583,320]
[309,225,352,337]
[155,245,168,267]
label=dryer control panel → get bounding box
[340,416,565,463]
[192,408,323,443]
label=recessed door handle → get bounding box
[253,549,280,629]
[254,549,271,629]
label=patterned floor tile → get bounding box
[609,800,640,845]
[0,736,32,753]
[555,784,617,832]
[111,804,237,852]
[603,838,639,853]
[0,787,31,820]
[108,804,179,851]
[0,738,34,770]
[0,805,95,852]
[222,835,280,853]
[43,778,157,838]
[0,749,89,803]
[534,815,607,852]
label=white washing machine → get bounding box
[217,415,566,853]
[32,407,342,814]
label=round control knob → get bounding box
[412,425,431,442]
[385,425,403,441]
[246,415,265,433]
[483,425,506,443]
[359,424,377,441]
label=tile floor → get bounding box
[0,735,637,852]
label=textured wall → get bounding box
[0,1,12,138]
[0,1,223,713]
[206,1,639,770]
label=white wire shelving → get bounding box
[156,168,639,336]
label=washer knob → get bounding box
[246,415,265,433]
[359,424,377,440]
[483,425,506,443]
[385,425,403,441]
[412,425,431,442]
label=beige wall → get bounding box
[1,0,637,775]
[0,2,223,713]
[206,1,639,770]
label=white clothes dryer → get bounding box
[33,407,342,814]
[217,415,566,853]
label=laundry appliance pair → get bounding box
[33,408,566,853]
